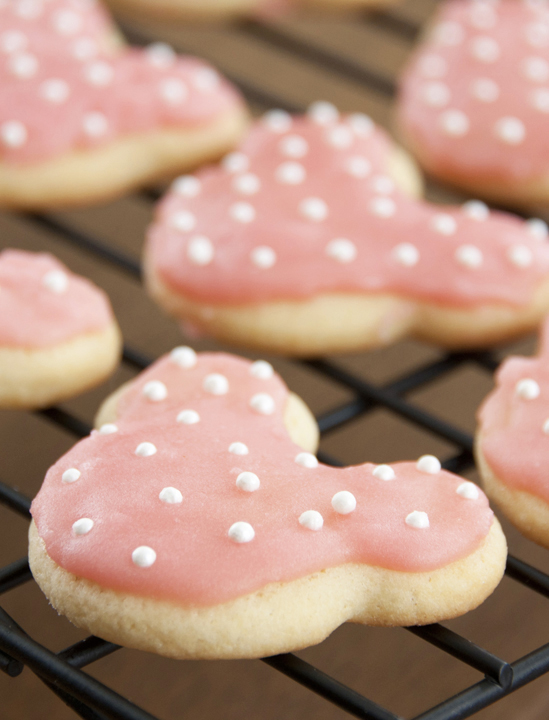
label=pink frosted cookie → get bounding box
[29,348,506,659]
[0,0,248,209]
[477,315,549,548]
[397,0,549,206]
[145,104,549,357]
[0,248,121,409]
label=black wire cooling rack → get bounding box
[3,4,549,719]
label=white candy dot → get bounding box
[456,482,480,500]
[251,246,277,269]
[527,218,549,239]
[187,236,214,266]
[1,120,27,148]
[42,270,68,294]
[299,510,324,531]
[159,487,183,504]
[494,117,526,145]
[40,78,70,103]
[470,77,500,102]
[422,81,451,107]
[249,360,273,379]
[523,56,549,83]
[516,378,540,399]
[193,67,220,92]
[406,511,430,529]
[171,175,201,197]
[230,202,256,224]
[250,393,275,415]
[295,452,318,468]
[222,152,249,174]
[392,243,419,267]
[369,197,396,218]
[62,468,81,484]
[431,213,457,235]
[275,161,306,185]
[418,54,447,79]
[531,88,549,112]
[300,197,328,221]
[171,210,196,233]
[15,0,42,19]
[159,78,188,104]
[236,472,260,492]
[470,36,500,63]
[98,423,118,435]
[469,3,497,30]
[233,173,261,195]
[142,381,168,402]
[145,42,176,68]
[71,37,97,61]
[262,109,292,133]
[203,373,229,395]
[370,176,395,194]
[8,52,38,78]
[325,238,357,264]
[308,101,339,125]
[543,418,549,434]
[82,112,108,138]
[508,245,533,268]
[177,409,200,424]
[135,442,157,457]
[416,455,441,474]
[84,61,114,86]
[332,491,357,515]
[72,518,94,536]
[345,156,372,178]
[170,346,197,368]
[327,125,354,149]
[526,22,549,48]
[372,464,395,481]
[1,30,27,54]
[348,113,374,137]
[433,21,465,46]
[440,109,470,136]
[229,442,249,455]
[132,546,156,567]
[455,245,483,269]
[228,521,255,543]
[53,9,82,35]
[279,135,309,158]
[462,200,489,220]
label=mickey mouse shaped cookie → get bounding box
[30,348,506,659]
[0,0,248,209]
[145,103,549,356]
[0,249,121,409]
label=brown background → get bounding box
[2,0,549,718]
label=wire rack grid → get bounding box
[2,2,549,719]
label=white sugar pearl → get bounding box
[71,37,97,61]
[159,487,183,504]
[332,491,357,515]
[233,173,261,195]
[53,9,82,35]
[171,210,196,233]
[1,30,28,54]
[422,81,451,107]
[249,360,273,379]
[230,202,256,224]
[526,22,549,48]
[543,418,549,434]
[279,135,309,158]
[193,67,220,91]
[462,200,489,220]
[455,245,483,269]
[406,511,430,529]
[236,472,260,492]
[228,521,255,543]
[15,0,42,19]
[222,152,249,174]
[8,52,38,78]
[251,246,277,269]
[98,423,118,435]
[135,442,157,457]
[494,117,526,145]
[42,270,68,294]
[370,197,396,218]
[416,455,441,474]
[1,120,27,148]
[325,238,357,264]
[187,236,214,266]
[470,77,500,102]
[159,78,188,104]
[308,101,339,125]
[171,175,201,197]
[370,176,395,194]
[432,21,464,46]
[531,88,549,112]
[372,464,395,481]
[295,452,318,468]
[508,245,533,268]
[345,156,372,178]
[516,378,540,399]
[527,218,549,239]
[142,381,168,402]
[82,112,108,138]
[456,482,479,500]
[40,78,69,103]
[431,213,457,235]
[250,393,275,415]
[132,546,156,567]
[62,468,81,484]
[177,409,200,424]
[418,54,447,79]
[72,518,94,536]
[523,56,549,83]
[440,109,470,136]
[469,3,497,30]
[327,125,354,149]
[145,42,176,68]
[348,113,374,137]
[171,346,197,368]
[262,109,292,133]
[229,442,249,455]
[392,243,419,267]
[470,36,500,63]
[300,197,328,222]
[203,374,229,395]
[299,510,324,531]
[84,61,114,86]
[276,161,306,185]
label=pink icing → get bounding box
[398,0,549,184]
[0,0,243,164]
[147,109,549,309]
[31,351,494,606]
[478,315,549,503]
[0,248,114,348]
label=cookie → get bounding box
[30,348,506,660]
[0,249,121,409]
[397,0,549,206]
[0,0,248,210]
[145,103,549,357]
[477,316,549,548]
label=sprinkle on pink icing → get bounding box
[31,351,494,606]
[147,110,549,309]
[479,314,549,504]
[398,0,549,183]
[0,249,114,348]
[0,0,242,164]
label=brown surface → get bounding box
[2,0,549,718]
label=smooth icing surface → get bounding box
[479,315,549,503]
[398,0,549,183]
[32,351,494,606]
[0,0,242,164]
[0,248,114,348]
[148,108,549,308]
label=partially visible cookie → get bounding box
[0,249,121,409]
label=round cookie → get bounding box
[30,348,506,660]
[397,0,549,206]
[0,0,248,209]
[0,249,121,409]
[477,316,549,549]
[145,103,549,357]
